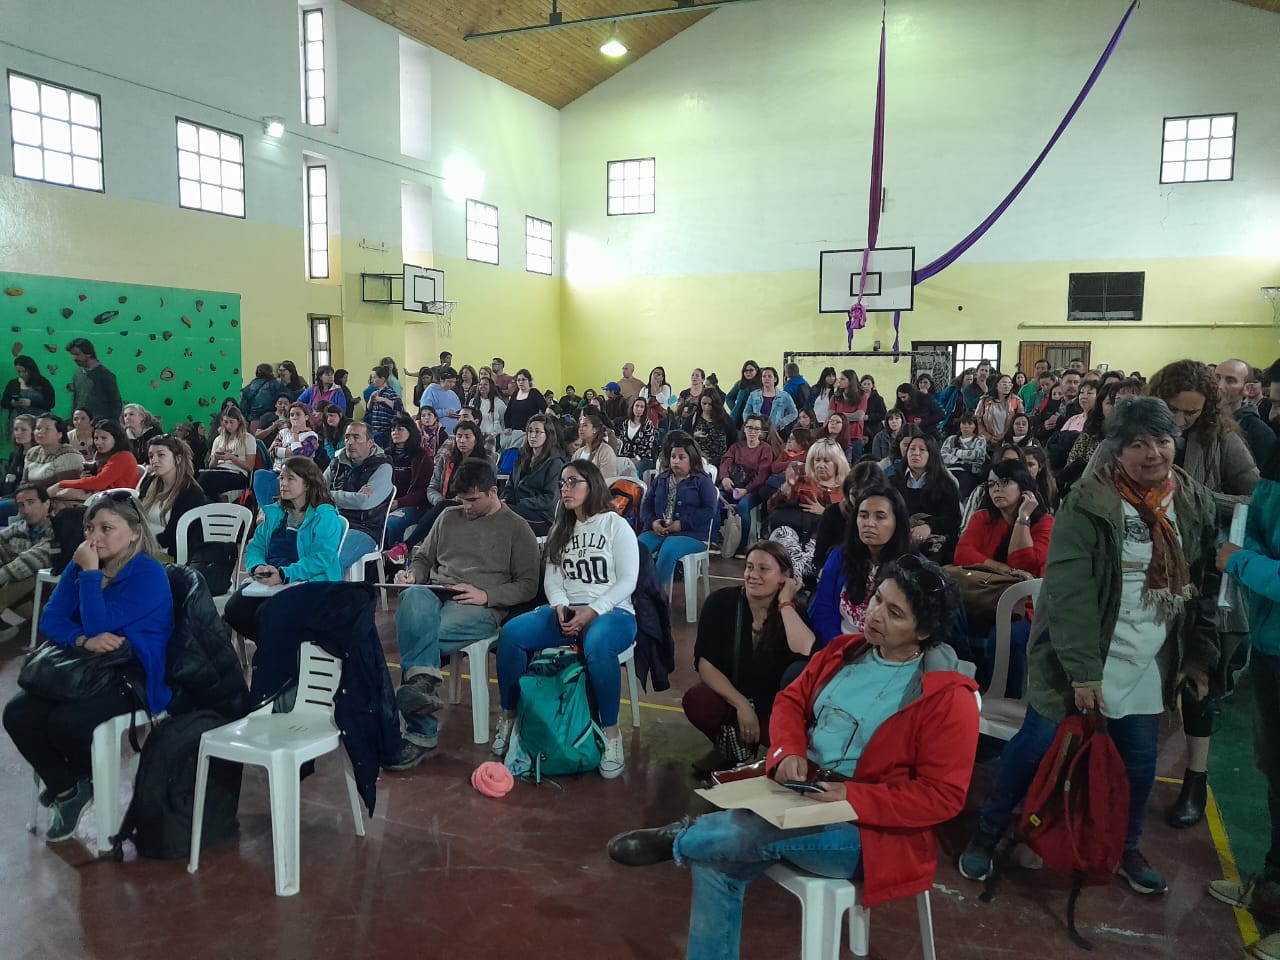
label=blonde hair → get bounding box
[122,403,161,434]
[140,434,199,522]
[84,490,164,577]
[805,438,850,485]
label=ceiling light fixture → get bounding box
[600,24,627,57]
[465,0,768,42]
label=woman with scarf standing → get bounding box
[959,396,1219,897]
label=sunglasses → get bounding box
[893,555,946,594]
[86,487,144,517]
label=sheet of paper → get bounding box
[695,776,857,830]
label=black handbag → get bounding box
[715,594,759,765]
[18,641,138,702]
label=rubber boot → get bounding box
[1165,768,1208,828]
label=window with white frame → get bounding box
[1160,114,1234,184]
[310,316,330,371]
[305,164,329,279]
[301,8,327,126]
[914,341,1002,379]
[7,72,103,191]
[176,119,244,217]
[525,216,552,275]
[466,199,499,265]
[607,158,655,215]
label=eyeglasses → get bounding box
[985,477,1018,491]
[743,426,763,433]
[558,477,586,489]
[893,555,946,594]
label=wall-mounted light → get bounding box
[600,23,627,57]
[263,117,285,138]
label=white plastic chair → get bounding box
[344,503,392,611]
[979,578,1042,742]
[442,631,501,744]
[665,513,714,623]
[176,502,253,605]
[26,567,60,650]
[187,641,364,897]
[618,642,641,728]
[28,709,156,852]
[767,863,936,960]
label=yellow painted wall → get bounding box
[560,256,1280,387]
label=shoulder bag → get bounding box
[19,640,140,702]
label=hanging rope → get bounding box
[846,6,887,348]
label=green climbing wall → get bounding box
[1,272,242,430]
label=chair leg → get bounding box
[28,771,41,835]
[468,646,491,745]
[28,577,45,650]
[187,745,212,875]
[343,758,365,838]
[267,757,302,896]
[682,555,698,623]
[90,718,123,854]
[916,890,936,960]
[796,888,841,960]
[445,652,463,705]
[626,658,641,728]
[847,885,871,957]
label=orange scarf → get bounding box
[1113,466,1192,622]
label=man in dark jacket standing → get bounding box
[65,337,122,422]
[1218,358,1276,468]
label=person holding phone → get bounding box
[607,557,979,960]
[496,461,639,779]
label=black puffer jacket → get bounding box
[164,564,249,719]
[632,549,675,692]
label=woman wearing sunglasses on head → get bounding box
[3,490,173,843]
[607,556,979,960]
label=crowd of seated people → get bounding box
[6,339,1280,960]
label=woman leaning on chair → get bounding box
[222,456,345,644]
[46,419,140,509]
[3,490,174,843]
[496,460,639,779]
[607,556,979,960]
[502,414,568,536]
[574,411,619,477]
[682,541,815,770]
[959,396,1220,897]
[638,432,719,587]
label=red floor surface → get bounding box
[0,562,1252,959]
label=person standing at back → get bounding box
[618,363,645,402]
[1217,357,1276,469]
[64,338,122,423]
[421,367,463,434]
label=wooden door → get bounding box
[1018,341,1091,375]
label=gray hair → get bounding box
[1103,395,1179,450]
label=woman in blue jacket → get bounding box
[724,360,763,427]
[222,456,346,642]
[638,432,718,587]
[3,490,174,843]
[743,366,798,432]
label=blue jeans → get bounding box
[395,586,501,744]
[982,620,1032,698]
[497,605,636,727]
[252,469,279,510]
[675,809,862,960]
[385,506,426,546]
[338,530,376,571]
[978,706,1160,850]
[638,531,706,586]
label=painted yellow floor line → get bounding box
[1204,783,1261,947]
[385,662,685,714]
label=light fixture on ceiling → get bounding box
[263,116,285,138]
[600,23,627,57]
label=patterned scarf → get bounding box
[1112,465,1193,623]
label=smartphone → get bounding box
[560,603,587,624]
[252,569,272,580]
[781,781,825,795]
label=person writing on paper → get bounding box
[222,457,345,643]
[607,557,980,960]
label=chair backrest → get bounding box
[291,641,343,716]
[174,502,253,567]
[335,515,351,555]
[989,578,1042,700]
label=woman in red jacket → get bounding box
[607,557,980,960]
[46,419,140,510]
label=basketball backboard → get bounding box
[402,264,445,314]
[818,247,915,314]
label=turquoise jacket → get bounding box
[1225,468,1280,655]
[245,502,345,583]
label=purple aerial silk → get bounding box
[913,0,1139,284]
[847,14,888,348]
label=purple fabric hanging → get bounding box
[914,0,1139,284]
[847,14,888,348]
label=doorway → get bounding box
[1018,341,1091,375]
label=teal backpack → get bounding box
[505,648,602,782]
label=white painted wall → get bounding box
[560,0,1280,279]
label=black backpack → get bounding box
[109,710,243,860]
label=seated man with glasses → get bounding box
[607,556,979,960]
[718,414,777,559]
[322,422,394,571]
[385,460,540,771]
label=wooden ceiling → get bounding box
[342,1,717,109]
[343,0,1279,111]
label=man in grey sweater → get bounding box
[386,459,540,770]
[65,338,122,422]
[0,484,58,642]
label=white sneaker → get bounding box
[599,732,625,779]
[492,716,513,757]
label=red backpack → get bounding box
[1018,713,1129,949]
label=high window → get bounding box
[466,199,499,265]
[176,119,244,217]
[301,8,327,126]
[525,216,552,275]
[1161,114,1234,184]
[607,158,655,215]
[1067,272,1144,321]
[8,72,103,191]
[305,164,329,279]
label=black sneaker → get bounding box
[395,673,444,718]
[1119,848,1168,895]
[958,825,1002,882]
[382,737,437,772]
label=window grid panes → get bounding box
[8,72,103,192]
[915,341,1002,379]
[1067,272,1144,321]
[1160,113,1235,184]
[302,9,326,126]
[311,316,330,371]
[306,164,329,279]
[466,199,499,265]
[525,216,552,275]
[176,118,244,217]
[607,157,655,215]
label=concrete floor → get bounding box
[0,558,1257,959]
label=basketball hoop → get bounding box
[426,300,457,339]
[1264,287,1280,340]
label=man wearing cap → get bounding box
[421,366,463,434]
[602,382,627,423]
[618,363,644,402]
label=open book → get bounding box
[695,776,857,830]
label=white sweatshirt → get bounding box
[544,510,639,615]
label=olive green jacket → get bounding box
[1026,465,1220,723]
